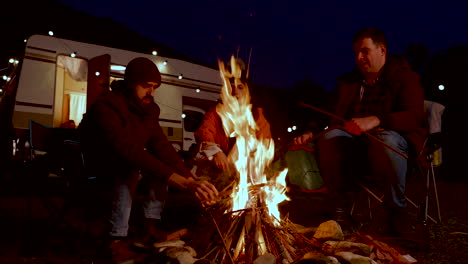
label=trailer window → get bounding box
[54,55,87,127]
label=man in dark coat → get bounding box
[79,57,218,263]
[295,28,426,237]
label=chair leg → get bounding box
[405,196,437,224]
[357,183,384,222]
[425,167,430,222]
[407,160,440,224]
[430,162,442,223]
[359,183,384,203]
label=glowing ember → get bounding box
[216,56,289,225]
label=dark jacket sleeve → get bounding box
[147,123,193,178]
[87,101,181,182]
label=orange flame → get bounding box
[217,56,288,225]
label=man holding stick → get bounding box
[294,28,426,237]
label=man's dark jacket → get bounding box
[79,89,192,197]
[330,54,427,155]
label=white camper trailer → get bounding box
[12,34,222,151]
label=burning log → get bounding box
[200,203,326,263]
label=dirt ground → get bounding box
[0,167,467,264]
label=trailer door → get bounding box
[87,54,111,111]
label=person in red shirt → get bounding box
[194,58,271,191]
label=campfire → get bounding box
[195,56,317,263]
[177,56,418,264]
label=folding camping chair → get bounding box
[20,120,84,256]
[350,100,444,225]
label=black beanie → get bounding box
[124,57,161,87]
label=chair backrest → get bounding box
[29,120,55,154]
[29,120,80,147]
[424,100,445,135]
[423,100,445,166]
[28,120,83,177]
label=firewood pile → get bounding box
[199,206,314,263]
[199,211,418,264]
[152,201,419,264]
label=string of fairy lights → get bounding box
[2,30,448,136]
[1,30,220,120]
[0,58,20,94]
[0,29,316,136]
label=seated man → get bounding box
[295,28,426,237]
[79,57,218,264]
[194,58,271,192]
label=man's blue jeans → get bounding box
[109,182,165,237]
[317,128,408,210]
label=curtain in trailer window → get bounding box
[69,93,86,125]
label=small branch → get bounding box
[449,232,468,236]
[207,209,234,263]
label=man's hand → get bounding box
[168,173,219,205]
[186,177,219,206]
[343,120,362,135]
[293,131,313,145]
[213,151,231,172]
[344,116,380,135]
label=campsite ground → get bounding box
[0,165,467,264]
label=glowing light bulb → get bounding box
[152,50,158,56]
[178,74,183,80]
[95,72,100,76]
[181,113,186,118]
[48,31,54,36]
[438,84,445,91]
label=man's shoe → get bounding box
[388,208,418,241]
[98,238,140,264]
[132,219,168,251]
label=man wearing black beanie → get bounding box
[79,57,218,264]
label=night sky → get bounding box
[57,0,468,92]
